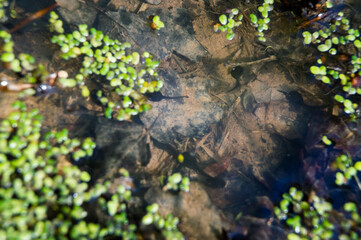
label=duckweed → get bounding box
[150,15,165,30]
[164,172,190,192]
[0,101,139,239]
[0,30,54,96]
[142,203,184,240]
[252,0,274,42]
[214,8,243,41]
[215,0,273,42]
[302,11,361,119]
[332,154,361,187]
[275,187,361,240]
[0,0,9,22]
[49,11,163,121]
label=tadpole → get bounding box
[146,91,188,102]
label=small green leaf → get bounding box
[258,36,266,42]
[339,73,348,85]
[344,99,353,109]
[227,18,235,28]
[219,14,227,25]
[280,199,289,211]
[354,39,361,48]
[317,44,331,52]
[302,31,312,44]
[329,48,337,55]
[146,203,159,213]
[231,8,239,15]
[104,106,113,119]
[107,200,118,216]
[319,66,327,75]
[250,14,258,25]
[1,52,15,62]
[326,0,333,8]
[80,171,91,182]
[345,34,356,41]
[334,95,344,103]
[226,32,235,40]
[344,202,357,212]
[153,15,160,23]
[345,167,357,179]
[321,76,331,84]
[287,233,301,240]
[354,161,361,171]
[169,173,182,184]
[332,37,339,45]
[142,213,153,225]
[322,136,332,145]
[59,78,77,88]
[81,85,90,97]
[310,66,320,75]
[156,21,165,29]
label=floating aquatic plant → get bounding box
[302,11,361,120]
[150,15,165,31]
[332,154,361,188]
[274,187,334,240]
[322,135,332,146]
[0,101,138,239]
[49,11,163,121]
[275,186,361,239]
[0,30,57,96]
[164,172,190,192]
[0,0,9,22]
[214,0,274,42]
[250,0,274,42]
[142,203,184,240]
[214,8,243,41]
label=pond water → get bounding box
[1,0,360,239]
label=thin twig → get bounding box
[225,55,277,68]
[8,3,59,33]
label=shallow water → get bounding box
[1,0,358,239]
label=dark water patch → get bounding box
[92,118,149,178]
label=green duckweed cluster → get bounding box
[332,154,361,187]
[215,0,274,42]
[0,101,139,239]
[274,187,334,240]
[0,0,8,22]
[275,5,361,239]
[303,10,361,119]
[0,9,186,239]
[274,187,361,240]
[164,172,190,192]
[0,30,51,96]
[249,0,274,42]
[142,203,184,240]
[150,15,165,30]
[215,8,243,41]
[49,11,163,121]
